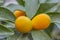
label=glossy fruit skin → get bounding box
[15,16,32,33]
[14,10,25,18]
[32,14,51,30]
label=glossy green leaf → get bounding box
[0,7,15,22]
[25,0,39,18]
[6,4,25,12]
[31,30,52,40]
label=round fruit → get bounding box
[14,10,25,18]
[15,16,32,33]
[32,13,51,30]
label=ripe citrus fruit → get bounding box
[32,13,51,30]
[14,10,25,18]
[15,16,32,33]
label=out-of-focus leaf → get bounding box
[44,23,55,37]
[0,7,15,22]
[35,3,60,23]
[0,25,14,39]
[17,33,31,40]
[39,0,60,3]
[46,0,60,3]
[25,0,39,18]
[7,29,21,40]
[7,34,18,40]
[0,21,15,28]
[46,3,60,13]
[52,23,60,40]
[5,4,25,12]
[55,23,60,29]
[7,33,29,40]
[55,5,60,12]
[0,0,4,6]
[47,12,60,23]
[39,0,46,3]
[36,2,60,15]
[17,0,25,6]
[31,30,52,40]
[36,3,57,14]
[7,29,30,40]
[45,23,60,39]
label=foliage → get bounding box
[0,0,60,40]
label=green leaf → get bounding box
[6,4,25,12]
[35,3,60,23]
[55,5,60,12]
[7,34,18,40]
[0,25,14,39]
[0,21,15,28]
[17,33,30,40]
[7,33,29,40]
[46,0,60,3]
[0,7,15,22]
[52,23,60,39]
[31,30,52,40]
[44,23,55,37]
[47,12,60,23]
[17,35,29,40]
[46,3,60,13]
[39,0,60,3]
[39,0,46,3]
[17,0,25,6]
[25,0,39,18]
[36,3,57,14]
[0,0,4,6]
[7,29,21,40]
[55,23,60,29]
[33,3,59,23]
